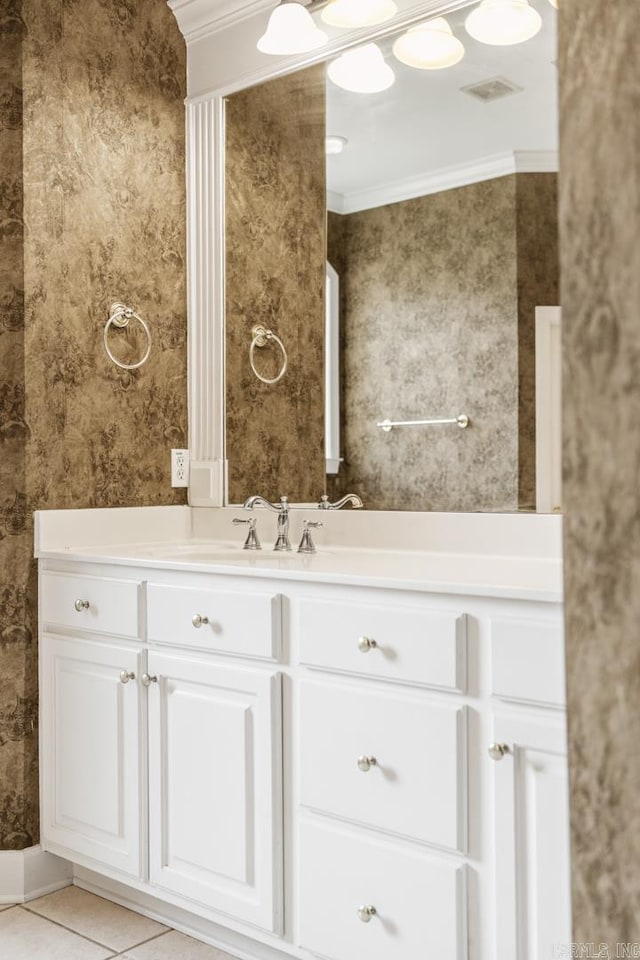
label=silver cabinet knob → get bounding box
[74,599,90,612]
[357,905,377,923]
[192,614,209,628]
[488,743,511,761]
[119,671,135,684]
[357,755,378,772]
[141,674,158,686]
[358,636,377,653]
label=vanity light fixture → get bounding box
[257,0,328,55]
[465,0,542,46]
[328,43,395,93]
[392,17,465,70]
[321,0,397,29]
[326,135,348,154]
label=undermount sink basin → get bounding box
[135,542,328,563]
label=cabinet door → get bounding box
[40,634,144,878]
[492,709,571,960]
[147,652,283,933]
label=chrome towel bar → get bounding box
[377,415,469,432]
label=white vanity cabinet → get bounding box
[37,554,568,960]
[38,566,285,935]
[146,650,283,931]
[489,615,571,959]
[40,631,145,879]
[296,593,469,960]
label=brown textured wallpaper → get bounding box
[328,174,559,512]
[225,67,326,505]
[560,0,640,946]
[0,0,31,849]
[0,0,187,850]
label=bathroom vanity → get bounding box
[36,506,569,960]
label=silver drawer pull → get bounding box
[141,674,158,687]
[74,599,90,612]
[357,755,378,772]
[192,614,209,628]
[358,636,377,653]
[488,742,511,761]
[119,671,135,684]
[357,905,377,924]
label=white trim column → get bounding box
[187,96,227,506]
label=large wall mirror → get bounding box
[224,0,559,512]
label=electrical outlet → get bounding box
[171,448,190,488]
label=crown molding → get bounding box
[168,0,274,43]
[327,150,559,215]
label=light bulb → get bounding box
[257,2,328,55]
[393,17,465,70]
[328,43,395,94]
[326,136,348,155]
[321,0,397,29]
[465,0,542,46]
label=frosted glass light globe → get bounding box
[326,136,348,155]
[328,43,395,94]
[393,17,465,70]
[321,0,397,29]
[465,0,542,46]
[257,2,328,55]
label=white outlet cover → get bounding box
[171,448,190,488]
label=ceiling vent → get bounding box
[461,76,523,102]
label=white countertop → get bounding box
[37,537,563,603]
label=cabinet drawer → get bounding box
[299,597,465,691]
[299,819,466,960]
[40,572,140,639]
[300,680,466,852]
[147,583,281,659]
[491,616,565,706]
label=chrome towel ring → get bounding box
[249,324,287,385]
[104,302,152,370]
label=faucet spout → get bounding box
[318,493,364,510]
[243,495,291,551]
[243,495,279,512]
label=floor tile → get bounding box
[121,929,238,960]
[0,903,17,911]
[0,906,113,960]
[26,886,169,952]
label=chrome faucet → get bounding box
[243,495,291,551]
[318,493,364,510]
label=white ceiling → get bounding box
[326,0,558,209]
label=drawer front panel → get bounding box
[299,819,466,960]
[299,597,465,691]
[147,583,281,659]
[40,572,140,639]
[300,680,467,852]
[492,616,565,706]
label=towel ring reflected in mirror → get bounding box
[249,324,288,385]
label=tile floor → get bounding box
[0,886,238,960]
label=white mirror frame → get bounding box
[170,0,483,506]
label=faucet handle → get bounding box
[233,517,261,551]
[297,520,323,555]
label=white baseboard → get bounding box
[74,866,298,960]
[0,845,73,903]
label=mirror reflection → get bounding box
[225,0,559,512]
